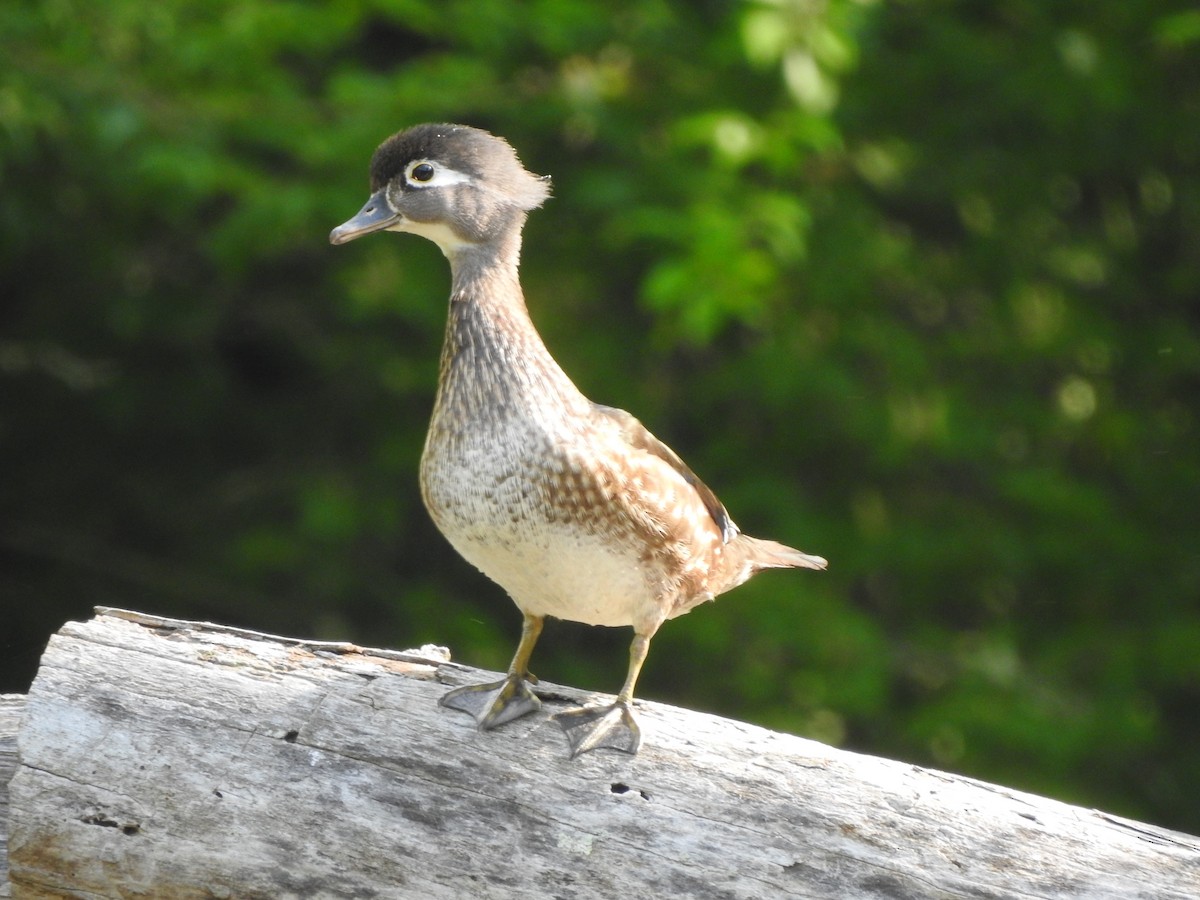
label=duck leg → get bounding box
[553,632,651,757]
[440,613,544,729]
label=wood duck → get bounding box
[331,123,826,757]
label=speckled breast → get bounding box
[418,413,663,629]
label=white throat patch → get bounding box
[387,219,473,257]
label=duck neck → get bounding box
[436,231,583,420]
[446,230,529,323]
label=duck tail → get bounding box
[741,536,828,572]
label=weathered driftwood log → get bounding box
[5,610,1199,899]
[1,693,23,899]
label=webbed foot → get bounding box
[440,675,541,730]
[552,701,641,757]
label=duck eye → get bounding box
[410,163,435,183]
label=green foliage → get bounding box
[3,0,1198,833]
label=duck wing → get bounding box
[590,403,738,544]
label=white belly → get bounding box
[445,523,651,627]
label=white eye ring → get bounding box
[405,160,473,188]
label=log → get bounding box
[5,609,1199,899]
[1,694,23,899]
